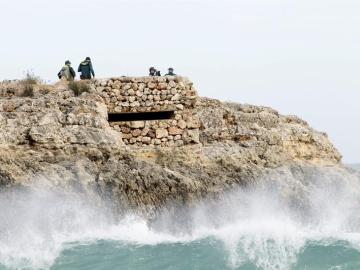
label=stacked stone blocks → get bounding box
[93,76,201,147]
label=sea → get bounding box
[1,165,360,270]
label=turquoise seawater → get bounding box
[42,239,360,270]
[1,166,360,270]
[3,238,360,270]
[48,239,360,270]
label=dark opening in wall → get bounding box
[108,111,175,122]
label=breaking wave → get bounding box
[0,166,360,270]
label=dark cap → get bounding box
[85,57,91,61]
[65,60,71,65]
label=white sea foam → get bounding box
[0,167,360,270]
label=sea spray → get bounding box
[0,166,360,270]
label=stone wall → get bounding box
[92,76,201,147]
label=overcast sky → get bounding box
[1,0,359,162]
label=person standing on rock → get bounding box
[58,60,76,81]
[78,57,95,80]
[165,67,176,76]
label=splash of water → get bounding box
[0,166,360,270]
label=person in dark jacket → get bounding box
[58,60,76,81]
[149,67,162,76]
[149,67,157,76]
[78,57,95,79]
[165,67,176,76]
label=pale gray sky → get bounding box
[1,0,359,162]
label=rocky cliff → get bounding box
[0,77,348,217]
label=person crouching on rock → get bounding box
[58,60,76,81]
[78,57,95,80]
[149,67,161,76]
[165,67,176,76]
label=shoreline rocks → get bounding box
[0,76,345,216]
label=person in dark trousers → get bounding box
[78,57,95,79]
[165,67,176,76]
[58,60,76,81]
[149,67,161,76]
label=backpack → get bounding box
[57,69,63,79]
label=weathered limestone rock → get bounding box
[142,137,151,144]
[187,118,201,129]
[129,121,145,129]
[131,129,142,137]
[0,76,347,218]
[169,126,183,136]
[156,128,169,139]
[2,101,16,112]
[183,129,200,144]
[171,93,181,101]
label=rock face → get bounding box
[0,77,345,217]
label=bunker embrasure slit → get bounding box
[108,111,175,122]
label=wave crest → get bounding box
[1,166,360,269]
